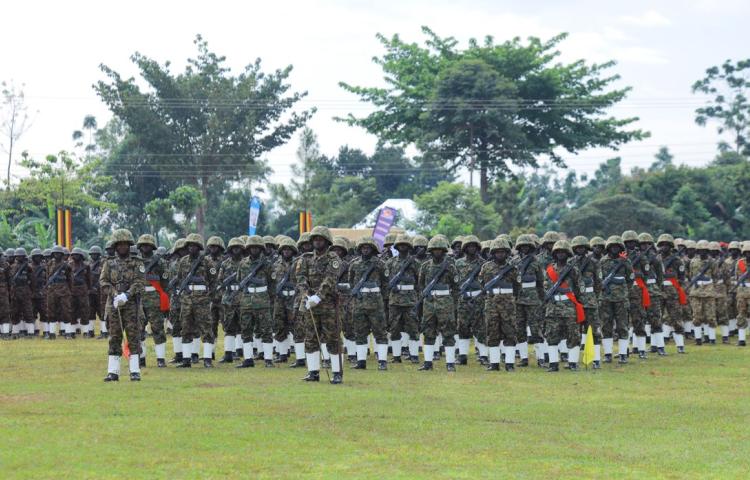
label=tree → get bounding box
[95,34,312,234]
[1,80,34,188]
[339,27,647,202]
[692,58,750,155]
[145,185,205,237]
[649,146,674,172]
[72,115,98,156]
[413,182,500,239]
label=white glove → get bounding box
[113,293,128,308]
[305,294,321,310]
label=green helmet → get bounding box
[495,234,511,243]
[412,235,428,248]
[30,248,43,257]
[427,236,449,251]
[278,237,298,254]
[621,230,639,242]
[332,236,349,251]
[137,234,157,248]
[461,235,481,251]
[451,236,464,247]
[262,235,276,247]
[2,248,12,257]
[695,240,710,250]
[309,226,333,244]
[172,238,187,253]
[43,249,52,257]
[570,235,590,250]
[89,246,102,255]
[708,241,721,252]
[245,235,264,248]
[657,234,675,246]
[185,233,204,249]
[515,234,535,249]
[105,240,114,250]
[71,247,86,257]
[605,235,625,249]
[684,240,697,250]
[674,238,685,248]
[51,245,65,254]
[490,238,511,252]
[529,233,540,247]
[638,232,654,244]
[394,234,413,248]
[741,241,750,253]
[589,236,606,248]
[383,233,397,247]
[297,232,312,248]
[541,231,560,245]
[274,234,286,244]
[356,236,380,253]
[481,240,491,251]
[552,240,573,255]
[227,237,245,250]
[728,241,741,251]
[14,247,28,257]
[111,228,135,246]
[206,236,226,250]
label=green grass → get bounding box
[1,334,749,479]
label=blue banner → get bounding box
[248,196,261,235]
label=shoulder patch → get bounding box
[679,265,685,272]
[162,272,168,279]
[332,260,340,269]
[138,265,145,273]
[210,267,217,275]
[271,272,277,280]
[454,275,459,283]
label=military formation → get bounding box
[2,227,749,384]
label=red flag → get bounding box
[122,339,130,359]
[546,265,586,323]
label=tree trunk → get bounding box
[479,161,488,203]
[196,180,207,237]
[6,138,13,190]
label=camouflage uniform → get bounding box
[10,250,35,336]
[623,231,648,351]
[290,233,313,366]
[571,236,602,348]
[30,252,47,334]
[46,247,73,336]
[514,234,546,366]
[166,241,186,360]
[734,249,749,346]
[385,235,421,362]
[0,256,10,337]
[599,236,634,361]
[138,234,169,363]
[455,235,485,365]
[638,233,664,354]
[656,234,688,352]
[271,237,298,362]
[87,248,103,333]
[206,236,226,343]
[349,237,388,367]
[689,241,719,344]
[710,242,731,340]
[238,236,274,365]
[217,238,246,362]
[69,250,91,333]
[331,238,354,361]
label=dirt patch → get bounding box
[0,393,48,404]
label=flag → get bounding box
[582,325,595,367]
[122,339,130,359]
[372,206,397,250]
[247,196,261,235]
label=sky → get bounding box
[1,0,748,190]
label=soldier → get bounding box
[453,235,485,365]
[88,246,105,338]
[514,234,546,368]
[271,237,299,363]
[572,236,602,368]
[29,249,48,337]
[175,234,217,368]
[710,241,731,343]
[682,239,698,335]
[296,226,345,384]
[480,238,519,371]
[544,240,585,371]
[600,236,634,364]
[167,239,188,364]
[590,236,606,261]
[656,234,688,353]
[727,241,741,336]
[206,236,226,346]
[451,236,463,259]
[217,237,246,364]
[69,248,92,338]
[537,232,560,268]
[236,235,274,368]
[10,248,35,338]
[386,234,421,364]
[138,234,169,367]
[418,236,459,371]
[100,229,145,382]
[46,245,73,340]
[622,230,649,359]
[381,233,396,260]
[639,233,666,355]
[349,236,388,370]
[689,240,718,345]
[287,232,313,368]
[734,242,750,346]
[0,250,10,339]
[480,240,491,261]
[330,237,355,362]
[263,235,278,262]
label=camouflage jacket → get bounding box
[688,256,718,298]
[385,255,421,306]
[455,255,485,305]
[599,255,634,303]
[735,258,750,299]
[70,261,91,294]
[175,254,217,304]
[514,253,545,306]
[714,256,732,297]
[238,255,273,309]
[31,261,47,298]
[271,256,297,303]
[46,258,73,291]
[295,250,342,307]
[626,247,651,299]
[349,255,387,306]
[217,257,243,306]
[10,260,34,291]
[0,259,10,293]
[99,255,145,301]
[418,257,459,302]
[543,260,583,317]
[479,259,519,304]
[659,253,687,298]
[571,253,601,308]
[88,258,103,295]
[141,254,168,297]
[643,250,664,298]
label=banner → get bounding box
[247,196,261,235]
[372,206,397,250]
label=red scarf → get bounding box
[148,280,171,312]
[546,264,585,324]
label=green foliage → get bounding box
[145,185,205,236]
[413,182,499,239]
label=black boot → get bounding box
[657,347,667,356]
[593,360,601,369]
[390,356,402,363]
[486,363,500,371]
[236,348,243,358]
[695,338,703,346]
[618,354,628,364]
[330,372,343,384]
[560,352,568,363]
[604,353,613,363]
[219,352,234,363]
[446,363,456,372]
[418,361,433,371]
[157,359,166,368]
[650,345,658,353]
[568,362,579,371]
[347,355,356,364]
[274,354,288,364]
[303,370,320,382]
[479,356,489,366]
[709,339,716,345]
[433,351,440,361]
[722,336,729,344]
[289,359,305,368]
[103,373,119,382]
[48,333,56,340]
[203,358,213,368]
[191,353,199,364]
[537,358,546,368]
[378,360,388,371]
[139,357,146,368]
[638,351,647,360]
[677,346,686,353]
[458,354,468,365]
[547,362,559,372]
[739,340,747,347]
[170,352,183,364]
[176,358,192,368]
[236,359,255,368]
[264,359,275,368]
[519,358,529,367]
[409,355,420,364]
[504,363,514,372]
[353,360,366,370]
[130,372,141,381]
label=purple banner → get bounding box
[372,206,397,250]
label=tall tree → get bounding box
[1,80,34,189]
[339,27,647,202]
[95,34,313,234]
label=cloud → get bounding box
[620,10,672,27]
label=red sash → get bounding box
[666,277,688,305]
[634,277,652,308]
[546,265,585,324]
[148,279,171,312]
[740,259,747,274]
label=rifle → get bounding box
[351,262,377,299]
[275,262,295,296]
[686,261,713,292]
[730,269,750,293]
[459,262,484,297]
[601,259,626,293]
[11,261,30,284]
[228,259,267,302]
[543,263,575,303]
[174,255,205,298]
[413,258,450,315]
[143,255,161,275]
[72,264,87,284]
[213,272,238,295]
[46,262,67,286]
[630,245,655,271]
[482,263,515,294]
[387,257,415,292]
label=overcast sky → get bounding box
[1,0,747,188]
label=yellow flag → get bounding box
[582,325,595,366]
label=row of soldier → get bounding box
[1,228,748,383]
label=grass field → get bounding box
[1,334,749,479]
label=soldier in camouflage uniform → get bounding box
[46,245,73,339]
[9,248,34,338]
[100,229,145,381]
[479,238,519,371]
[734,242,750,346]
[726,241,741,336]
[216,237,245,363]
[637,233,666,355]
[537,232,559,269]
[571,236,602,368]
[29,249,47,337]
[87,246,104,338]
[386,234,421,364]
[263,236,278,263]
[138,234,169,367]
[709,241,731,343]
[453,235,484,365]
[381,233,396,261]
[236,235,274,368]
[296,226,345,384]
[418,236,459,371]
[600,236,634,364]
[69,248,91,339]
[348,236,388,370]
[0,250,11,339]
[656,234,688,353]
[689,240,718,345]
[272,237,299,363]
[175,234,217,368]
[288,232,313,368]
[206,236,226,345]
[330,237,354,362]
[451,236,463,259]
[623,230,649,359]
[167,239,187,364]
[590,236,606,261]
[513,234,546,367]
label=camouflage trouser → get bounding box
[715,294,729,326]
[0,286,10,325]
[516,303,543,344]
[601,300,629,339]
[12,287,34,325]
[142,292,166,345]
[690,296,716,327]
[351,295,387,345]
[240,306,272,344]
[210,300,223,340]
[70,287,90,325]
[484,296,516,347]
[736,292,750,329]
[662,290,685,333]
[180,294,214,344]
[628,292,647,336]
[108,303,141,356]
[457,298,484,342]
[303,303,341,354]
[389,304,419,342]
[728,292,738,321]
[89,293,101,322]
[339,296,354,341]
[422,296,456,346]
[291,302,306,343]
[32,296,47,323]
[169,297,181,337]
[46,285,71,324]
[272,296,294,341]
[582,306,602,343]
[646,295,663,333]
[223,303,241,337]
[546,313,580,348]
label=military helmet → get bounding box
[227,237,245,249]
[529,233,540,246]
[206,236,226,250]
[3,248,12,257]
[172,238,187,253]
[695,240,710,250]
[105,240,114,250]
[43,248,51,256]
[461,235,481,251]
[274,234,286,245]
[185,233,204,249]
[605,235,625,249]
[515,234,535,249]
[239,235,250,245]
[383,232,397,246]
[332,236,349,251]
[741,241,750,253]
[657,234,675,246]
[297,232,312,248]
[496,233,511,243]
[728,241,741,251]
[278,237,298,254]
[309,226,333,244]
[62,247,70,255]
[262,235,276,247]
[356,236,379,253]
[89,246,102,255]
[427,236,449,251]
[589,236,606,248]
[51,245,65,254]
[71,247,86,257]
[30,248,43,257]
[638,232,654,244]
[14,247,28,257]
[675,238,685,248]
[412,235,428,248]
[552,240,573,255]
[394,234,413,248]
[481,240,491,251]
[156,246,167,256]
[245,235,265,248]
[684,240,697,250]
[111,228,135,246]
[621,230,639,242]
[541,231,560,245]
[451,236,464,247]
[137,234,157,248]
[490,238,511,252]
[570,235,590,250]
[708,241,721,252]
